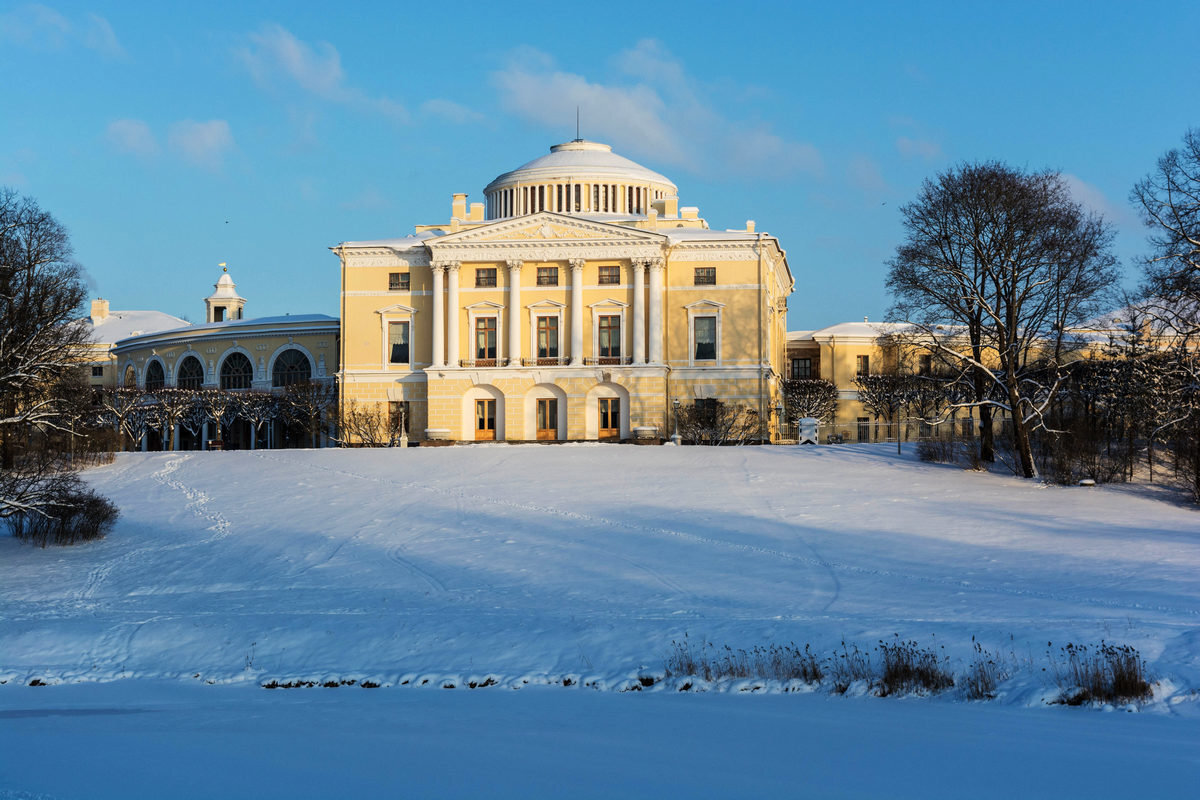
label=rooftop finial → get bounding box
[575,106,580,141]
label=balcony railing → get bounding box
[521,357,569,366]
[458,358,508,368]
[584,356,632,366]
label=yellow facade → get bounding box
[334,140,793,444]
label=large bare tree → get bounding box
[1132,128,1200,338]
[886,163,1118,478]
[1,188,117,534]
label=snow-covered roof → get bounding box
[85,310,190,344]
[484,140,676,194]
[335,231,440,249]
[665,229,763,244]
[112,314,338,350]
[206,271,244,302]
[807,321,910,339]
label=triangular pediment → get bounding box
[429,212,667,246]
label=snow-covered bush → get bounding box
[6,476,119,547]
[1051,642,1152,706]
[875,636,954,697]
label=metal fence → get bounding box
[778,417,981,445]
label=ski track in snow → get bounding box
[250,451,1200,621]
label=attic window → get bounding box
[694,267,716,285]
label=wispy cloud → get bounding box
[419,98,484,125]
[237,24,408,122]
[491,40,822,181]
[1061,173,1137,227]
[896,136,942,161]
[168,120,234,169]
[848,155,891,197]
[106,119,158,158]
[0,4,125,58]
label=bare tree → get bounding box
[281,380,337,448]
[1,187,118,536]
[674,400,760,445]
[887,163,1118,478]
[236,391,278,450]
[1132,128,1200,338]
[781,378,838,423]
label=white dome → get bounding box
[485,140,676,193]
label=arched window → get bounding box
[177,357,204,389]
[144,361,165,391]
[123,365,137,388]
[272,349,311,387]
[220,352,253,390]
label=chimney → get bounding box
[680,206,699,220]
[90,298,109,322]
[745,220,755,233]
[451,193,468,220]
[469,202,485,221]
[663,194,679,218]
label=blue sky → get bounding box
[1,0,1197,330]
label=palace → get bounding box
[333,139,794,443]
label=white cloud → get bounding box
[848,155,890,197]
[419,98,484,125]
[106,119,158,158]
[0,4,124,58]
[491,40,821,181]
[1061,173,1137,227]
[896,136,942,161]
[237,24,407,122]
[168,120,234,169]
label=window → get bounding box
[857,417,871,442]
[476,268,497,288]
[177,357,204,389]
[219,352,253,390]
[273,349,313,386]
[389,272,409,291]
[694,267,716,285]
[475,317,497,360]
[145,361,165,391]
[598,265,620,285]
[694,398,719,428]
[388,322,410,365]
[791,358,812,379]
[599,315,621,360]
[537,266,558,286]
[919,354,933,376]
[536,398,558,440]
[214,307,225,322]
[856,355,870,378]
[598,397,620,439]
[694,316,717,360]
[537,316,559,359]
[91,365,104,378]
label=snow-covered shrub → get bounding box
[1051,642,1152,705]
[6,478,119,547]
[829,640,872,694]
[960,640,1009,700]
[663,636,822,685]
[875,636,954,697]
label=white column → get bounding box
[570,258,585,366]
[507,260,522,365]
[648,258,665,364]
[632,259,646,365]
[446,262,460,368]
[431,263,446,368]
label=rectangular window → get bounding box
[694,267,716,285]
[389,321,410,364]
[476,268,497,288]
[598,265,620,285]
[856,355,870,378]
[791,358,811,379]
[389,272,409,291]
[91,365,105,378]
[475,317,497,360]
[537,316,559,359]
[694,398,719,427]
[599,315,621,359]
[537,266,558,286]
[919,354,933,376]
[694,316,717,360]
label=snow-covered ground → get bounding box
[1,445,1198,798]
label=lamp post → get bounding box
[773,401,784,444]
[671,398,681,445]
